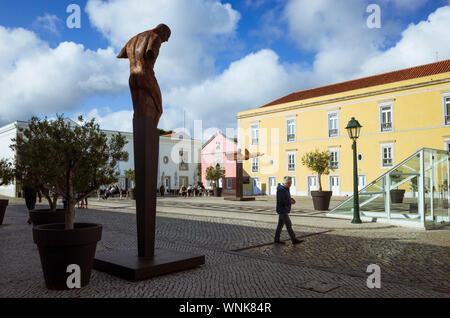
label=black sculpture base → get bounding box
[94,249,205,281]
[224,197,256,201]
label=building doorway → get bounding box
[329,175,341,196]
[252,177,262,195]
[307,176,318,195]
[268,177,277,195]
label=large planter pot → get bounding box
[311,191,333,211]
[129,189,136,200]
[213,187,222,197]
[0,199,9,225]
[33,223,102,290]
[29,209,66,226]
[390,189,406,204]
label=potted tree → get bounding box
[11,115,128,290]
[0,159,15,225]
[124,168,136,200]
[301,149,333,211]
[14,167,64,226]
[389,174,406,204]
[206,164,225,197]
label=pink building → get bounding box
[201,132,238,195]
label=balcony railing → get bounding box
[330,162,339,170]
[179,162,189,171]
[252,166,259,173]
[381,122,393,131]
[251,138,259,145]
[445,115,450,125]
[288,164,296,171]
[328,129,338,137]
[382,158,393,167]
[287,134,296,142]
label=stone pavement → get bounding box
[0,195,449,298]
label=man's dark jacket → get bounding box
[276,184,291,215]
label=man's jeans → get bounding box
[274,213,296,242]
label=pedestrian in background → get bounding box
[24,185,37,224]
[274,176,302,245]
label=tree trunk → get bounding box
[65,202,75,230]
[318,173,323,192]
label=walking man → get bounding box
[274,176,302,245]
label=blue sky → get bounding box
[1,0,450,137]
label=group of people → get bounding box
[179,183,207,197]
[102,184,121,200]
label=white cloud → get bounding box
[162,49,311,130]
[75,108,134,132]
[85,0,241,88]
[0,26,128,124]
[33,13,62,35]
[360,6,450,76]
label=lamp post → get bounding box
[346,117,362,224]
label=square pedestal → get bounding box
[94,248,205,281]
[223,197,256,201]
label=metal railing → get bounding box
[328,129,338,137]
[381,122,393,131]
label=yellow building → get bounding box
[237,59,450,198]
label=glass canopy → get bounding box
[328,148,450,229]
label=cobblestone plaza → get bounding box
[0,196,449,298]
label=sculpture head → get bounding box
[154,24,171,42]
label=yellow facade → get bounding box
[238,70,450,196]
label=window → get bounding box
[179,149,189,171]
[444,96,450,126]
[380,103,393,132]
[329,148,339,170]
[328,111,339,137]
[286,118,296,142]
[381,143,394,168]
[251,123,259,145]
[287,152,296,172]
[251,157,259,173]
[226,178,233,189]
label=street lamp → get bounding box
[346,117,362,224]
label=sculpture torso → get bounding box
[118,26,170,125]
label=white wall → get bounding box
[0,123,18,197]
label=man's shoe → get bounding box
[292,239,303,245]
[274,240,286,244]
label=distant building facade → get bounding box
[201,132,238,194]
[0,120,201,197]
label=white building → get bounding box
[0,120,201,197]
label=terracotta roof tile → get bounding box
[261,59,450,108]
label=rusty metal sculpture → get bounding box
[117,24,171,124]
[94,25,204,281]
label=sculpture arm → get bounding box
[117,44,128,59]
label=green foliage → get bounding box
[11,115,129,229]
[301,149,332,192]
[0,159,15,186]
[124,169,135,182]
[158,128,173,136]
[205,164,225,187]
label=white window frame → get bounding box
[327,111,339,138]
[379,102,394,132]
[358,174,367,190]
[381,143,394,168]
[251,123,260,146]
[328,147,340,170]
[251,157,259,173]
[443,94,450,126]
[286,117,296,142]
[287,151,296,172]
